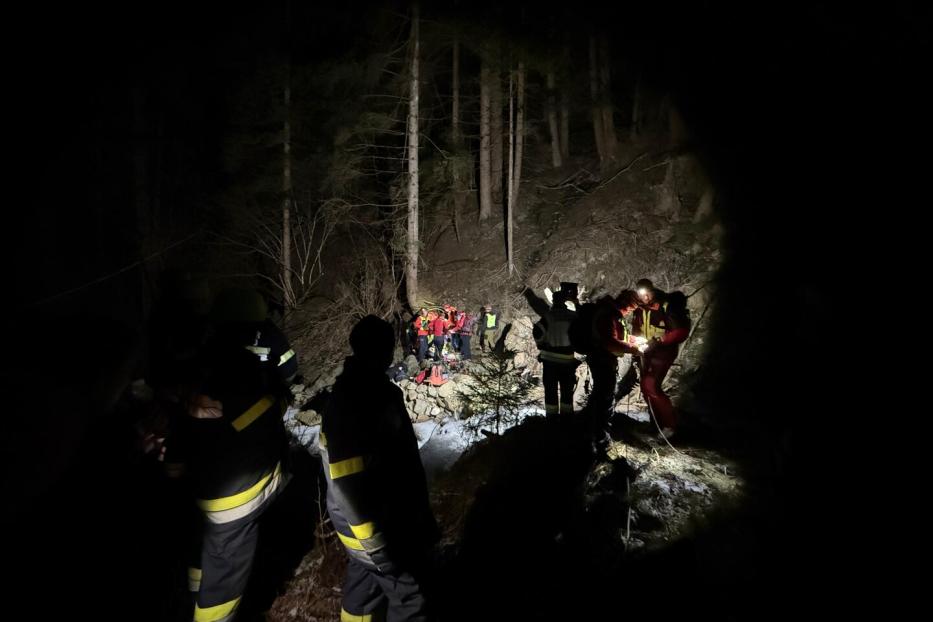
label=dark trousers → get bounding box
[342,557,430,622]
[542,361,576,416]
[191,497,277,622]
[640,349,677,429]
[460,335,472,359]
[586,349,618,435]
[450,333,461,352]
[432,336,446,361]
[417,336,428,362]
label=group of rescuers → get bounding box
[407,303,499,363]
[146,275,687,622]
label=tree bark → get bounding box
[490,62,504,212]
[560,87,570,160]
[452,37,460,141]
[507,71,514,277]
[546,69,562,168]
[282,60,294,307]
[631,70,642,139]
[513,62,525,211]
[560,44,571,160]
[599,34,618,162]
[589,35,605,163]
[479,61,492,221]
[509,62,526,277]
[405,4,421,311]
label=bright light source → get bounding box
[637,288,648,297]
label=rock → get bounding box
[436,381,456,399]
[428,387,438,398]
[295,409,321,426]
[430,406,441,417]
[404,355,420,376]
[514,352,527,368]
[413,400,430,417]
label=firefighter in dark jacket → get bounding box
[632,279,690,439]
[211,288,299,385]
[320,315,440,621]
[587,290,641,451]
[527,286,579,417]
[163,323,290,622]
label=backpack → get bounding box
[567,302,599,354]
[428,364,448,386]
[387,363,407,382]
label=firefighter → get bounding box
[533,288,579,418]
[320,315,439,621]
[163,293,291,622]
[631,279,690,439]
[210,288,299,386]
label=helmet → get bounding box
[210,288,268,324]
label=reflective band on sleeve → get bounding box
[231,396,275,432]
[329,456,365,479]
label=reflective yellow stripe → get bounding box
[231,396,275,432]
[329,456,365,479]
[245,345,271,356]
[337,531,365,550]
[341,609,372,622]
[539,350,577,362]
[349,521,376,539]
[278,349,295,366]
[197,464,280,512]
[194,596,241,622]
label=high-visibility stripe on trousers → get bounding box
[192,463,286,622]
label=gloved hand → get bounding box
[642,337,663,354]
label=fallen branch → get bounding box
[594,152,650,190]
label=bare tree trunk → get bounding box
[599,34,618,162]
[631,70,642,139]
[479,61,492,221]
[405,4,420,311]
[589,35,605,164]
[507,70,514,276]
[560,87,570,160]
[283,60,295,308]
[452,37,460,140]
[560,44,571,160]
[513,62,525,210]
[451,38,465,242]
[490,64,504,212]
[546,69,562,168]
[508,62,526,277]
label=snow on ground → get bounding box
[285,405,546,480]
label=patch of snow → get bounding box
[683,480,709,495]
[617,409,650,423]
